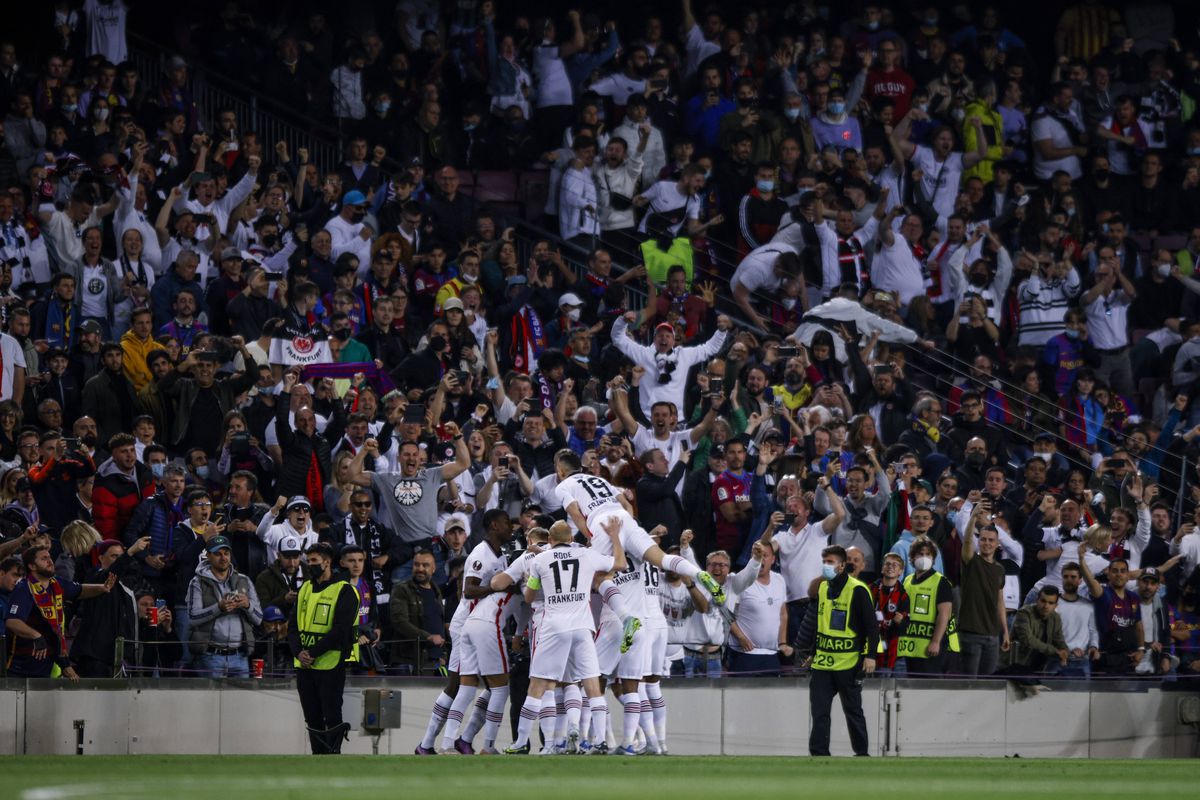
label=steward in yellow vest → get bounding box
[897,543,959,675]
[288,542,359,754]
[804,545,879,757]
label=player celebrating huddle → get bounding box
[496,519,626,754]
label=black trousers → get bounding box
[808,666,869,756]
[296,665,346,730]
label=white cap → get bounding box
[559,292,583,308]
[443,513,470,534]
[279,535,302,555]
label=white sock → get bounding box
[661,554,699,580]
[606,709,615,747]
[564,684,583,734]
[420,691,453,749]
[599,579,632,621]
[552,687,568,741]
[440,685,477,749]
[587,695,608,746]
[619,692,641,747]
[646,681,667,748]
[538,698,558,748]
[514,695,541,748]
[482,685,509,748]
[460,688,490,745]
[637,685,660,753]
[579,693,594,742]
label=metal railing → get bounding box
[127,33,342,175]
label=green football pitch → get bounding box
[1,756,1195,799]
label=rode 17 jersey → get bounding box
[528,544,615,633]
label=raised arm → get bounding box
[961,117,988,169]
[1076,540,1103,599]
[817,475,845,534]
[558,10,586,59]
[890,110,920,161]
[439,422,471,482]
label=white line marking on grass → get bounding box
[21,777,399,800]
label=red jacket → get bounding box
[92,458,156,539]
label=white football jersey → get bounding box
[449,541,508,633]
[529,544,614,633]
[641,561,668,629]
[555,472,625,530]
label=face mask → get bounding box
[828,102,845,115]
[261,233,279,248]
[1156,263,1172,278]
[332,328,351,341]
[62,103,77,114]
[566,307,581,322]
[509,120,526,132]
[1094,169,1110,182]
[924,16,938,27]
[950,108,966,122]
[150,463,166,479]
[81,434,98,448]
[93,108,109,121]
[914,555,933,572]
[966,452,985,467]
[738,97,756,109]
[945,509,958,526]
[703,170,712,181]
[784,108,800,121]
[350,210,366,224]
[195,465,209,479]
[969,272,988,287]
[756,179,775,193]
[375,101,391,114]
[1037,452,1053,464]
[916,103,929,114]
[463,123,476,132]
[1065,207,1076,217]
[821,563,838,580]
[1064,328,1080,339]
[428,335,447,352]
[866,20,879,31]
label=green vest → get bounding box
[813,575,870,671]
[294,579,359,670]
[898,571,959,659]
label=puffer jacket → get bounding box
[92,457,156,539]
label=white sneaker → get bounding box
[536,746,557,756]
[566,728,580,754]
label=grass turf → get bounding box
[1,756,1195,799]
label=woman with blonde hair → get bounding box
[324,450,360,525]
[55,520,103,582]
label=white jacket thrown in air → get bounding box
[610,315,727,419]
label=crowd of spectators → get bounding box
[2,0,1200,685]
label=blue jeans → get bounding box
[683,650,723,678]
[1051,655,1092,678]
[725,650,780,677]
[197,651,249,678]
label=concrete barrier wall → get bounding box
[1,679,1196,758]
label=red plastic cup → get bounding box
[251,658,264,679]
[148,607,159,626]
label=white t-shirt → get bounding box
[729,574,786,654]
[731,244,795,295]
[911,145,964,220]
[589,74,647,106]
[531,473,563,513]
[1099,115,1157,175]
[84,0,128,63]
[80,263,109,318]
[0,332,27,402]
[638,180,701,234]
[1031,113,1082,180]
[529,544,614,633]
[449,540,509,634]
[533,44,572,107]
[871,234,927,305]
[773,522,829,602]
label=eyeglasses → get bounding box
[192,501,212,508]
[292,508,311,514]
[352,501,372,508]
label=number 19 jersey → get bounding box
[555,472,625,531]
[528,544,614,633]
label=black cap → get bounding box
[709,444,726,459]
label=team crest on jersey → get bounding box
[88,278,104,294]
[716,486,729,501]
[472,560,482,571]
[392,479,424,506]
[292,336,314,354]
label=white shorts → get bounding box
[594,613,623,676]
[448,628,464,674]
[615,623,650,680]
[644,626,669,678]
[461,618,510,677]
[531,628,600,682]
